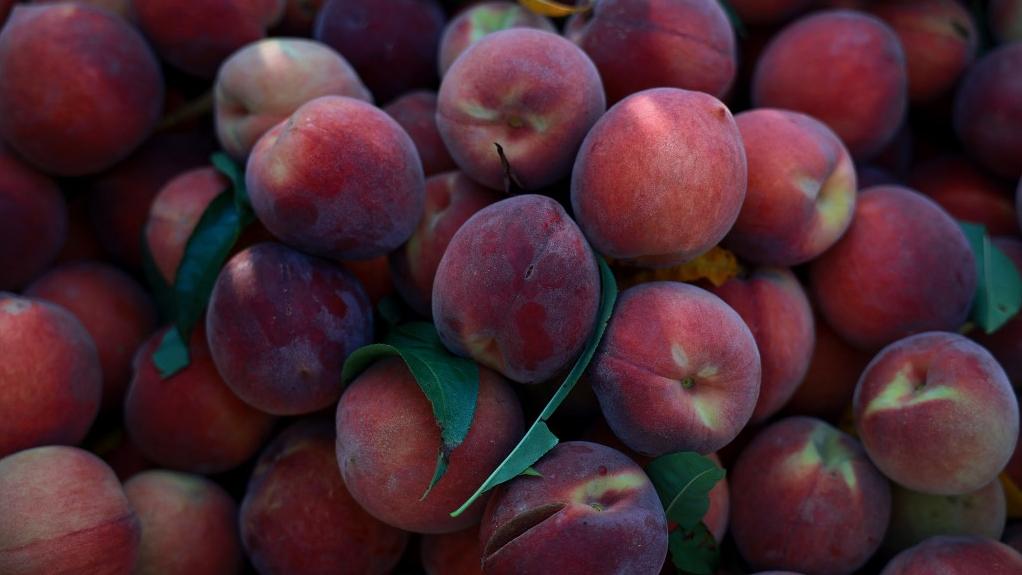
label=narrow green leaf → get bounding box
[450,257,619,517]
[960,221,1022,333]
[211,151,252,212]
[646,452,726,529]
[668,523,720,575]
[152,327,189,378]
[340,323,480,498]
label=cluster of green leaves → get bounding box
[142,153,255,378]
[960,221,1022,334]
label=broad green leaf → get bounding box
[341,323,480,497]
[668,523,720,575]
[960,221,1022,333]
[152,327,189,378]
[646,452,726,529]
[451,257,619,517]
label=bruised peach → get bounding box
[389,171,500,317]
[214,38,371,160]
[436,29,605,191]
[880,536,1022,574]
[953,43,1022,179]
[438,1,555,76]
[432,194,600,384]
[883,480,1006,554]
[25,261,157,411]
[0,4,163,175]
[588,282,761,456]
[753,10,908,159]
[241,420,408,575]
[480,441,668,575]
[571,88,746,267]
[246,96,424,260]
[206,242,373,415]
[0,295,101,459]
[854,332,1019,495]
[730,417,891,574]
[383,91,457,176]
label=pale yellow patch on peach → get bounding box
[864,368,960,417]
[568,471,648,506]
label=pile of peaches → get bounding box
[2,0,1022,574]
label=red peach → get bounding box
[31,0,135,21]
[383,91,457,176]
[0,144,66,290]
[726,109,857,266]
[25,261,157,411]
[241,420,408,574]
[246,96,424,260]
[0,294,101,458]
[436,29,606,191]
[571,88,746,267]
[389,171,500,317]
[972,238,1022,387]
[565,0,737,104]
[728,0,817,25]
[752,10,908,159]
[480,441,668,575]
[809,186,976,350]
[340,256,395,306]
[854,332,1019,495]
[421,528,482,575]
[909,156,1019,236]
[953,43,1022,179]
[124,470,242,575]
[336,357,524,533]
[0,4,163,176]
[206,242,373,415]
[126,327,277,473]
[880,535,1022,574]
[588,281,761,456]
[438,1,555,76]
[314,0,445,103]
[432,194,600,384]
[730,417,891,574]
[214,38,371,160]
[883,480,1006,554]
[134,0,285,78]
[0,446,140,574]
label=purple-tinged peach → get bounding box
[383,91,457,176]
[953,43,1022,179]
[880,535,1022,574]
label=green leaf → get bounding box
[646,452,726,529]
[960,221,1022,333]
[341,322,480,498]
[450,256,619,517]
[520,466,542,477]
[152,327,189,379]
[211,151,251,211]
[668,523,720,575]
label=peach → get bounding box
[784,312,872,421]
[854,332,1019,495]
[339,256,394,306]
[884,480,1006,554]
[126,327,276,473]
[869,0,978,102]
[134,0,285,78]
[25,261,157,411]
[436,29,605,191]
[336,357,524,532]
[588,281,761,456]
[389,171,500,317]
[0,446,140,574]
[314,0,445,103]
[726,109,857,266]
[383,91,457,176]
[273,0,324,35]
[565,0,736,104]
[730,417,891,574]
[809,186,976,350]
[206,242,373,415]
[990,0,1022,44]
[432,194,600,384]
[880,535,1022,574]
[31,0,135,21]
[0,294,101,458]
[909,156,1019,236]
[124,470,242,575]
[438,1,555,76]
[728,0,816,25]
[480,441,668,574]
[571,88,746,267]
[214,38,371,160]
[241,419,408,574]
[709,267,814,423]
[422,528,482,575]
[0,4,163,176]
[93,429,155,481]
[0,144,66,290]
[57,192,106,264]
[752,10,908,159]
[246,96,424,260]
[972,238,1022,387]
[953,43,1022,179]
